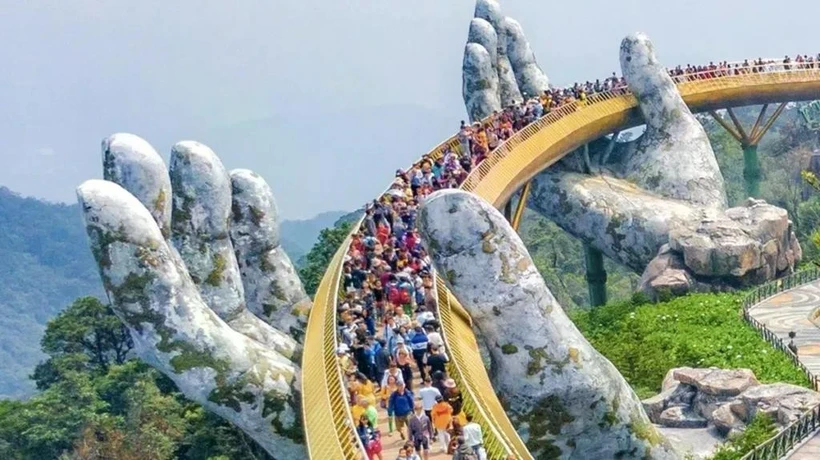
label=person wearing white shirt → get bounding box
[417,377,442,423]
[462,414,487,460]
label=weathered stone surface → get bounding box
[528,171,801,298]
[86,134,310,458]
[711,404,744,435]
[102,133,172,238]
[418,189,681,459]
[659,407,708,428]
[501,17,549,98]
[230,169,310,343]
[168,142,297,359]
[646,368,820,437]
[466,0,546,111]
[739,383,820,426]
[673,368,759,397]
[620,33,726,207]
[78,179,305,459]
[463,42,502,122]
[524,34,802,299]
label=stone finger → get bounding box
[102,133,172,237]
[620,33,726,207]
[229,169,311,343]
[418,189,680,459]
[77,179,305,458]
[168,141,298,359]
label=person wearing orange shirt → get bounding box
[431,395,453,453]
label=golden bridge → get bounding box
[301,62,820,459]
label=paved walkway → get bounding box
[748,280,820,459]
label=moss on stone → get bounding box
[629,414,662,447]
[501,343,518,354]
[205,253,227,286]
[169,342,231,376]
[499,253,516,284]
[263,302,278,316]
[528,394,575,438]
[249,206,265,226]
[446,269,457,286]
[264,390,305,443]
[567,347,580,365]
[526,347,548,376]
[171,195,195,234]
[207,379,256,413]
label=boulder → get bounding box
[642,383,697,423]
[711,403,744,436]
[658,406,708,428]
[673,368,759,397]
[738,383,820,426]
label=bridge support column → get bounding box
[585,245,607,307]
[510,181,531,232]
[709,103,786,199]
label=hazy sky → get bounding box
[1,0,817,219]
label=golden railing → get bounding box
[302,61,820,459]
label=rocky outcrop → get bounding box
[643,368,820,438]
[526,33,800,298]
[463,0,546,120]
[85,134,308,459]
[418,189,681,459]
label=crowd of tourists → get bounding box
[332,53,817,460]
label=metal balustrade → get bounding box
[302,60,820,459]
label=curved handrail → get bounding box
[740,267,820,459]
[303,61,820,459]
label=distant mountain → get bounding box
[0,187,104,399]
[0,186,348,399]
[280,210,348,262]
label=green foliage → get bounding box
[518,210,638,310]
[0,296,271,460]
[298,221,353,296]
[710,413,777,460]
[33,297,131,390]
[571,293,811,398]
[0,188,105,398]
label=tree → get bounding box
[298,222,353,295]
[32,297,131,390]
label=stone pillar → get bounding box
[743,143,761,199]
[584,245,607,307]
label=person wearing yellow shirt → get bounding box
[351,396,367,423]
[355,373,377,407]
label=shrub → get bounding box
[570,292,811,399]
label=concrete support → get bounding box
[584,244,607,307]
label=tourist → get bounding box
[462,414,486,460]
[408,402,433,460]
[426,345,448,377]
[380,374,399,435]
[388,382,415,441]
[431,395,453,453]
[417,377,441,424]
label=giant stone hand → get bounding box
[419,189,681,459]
[79,134,310,459]
[463,11,801,297]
